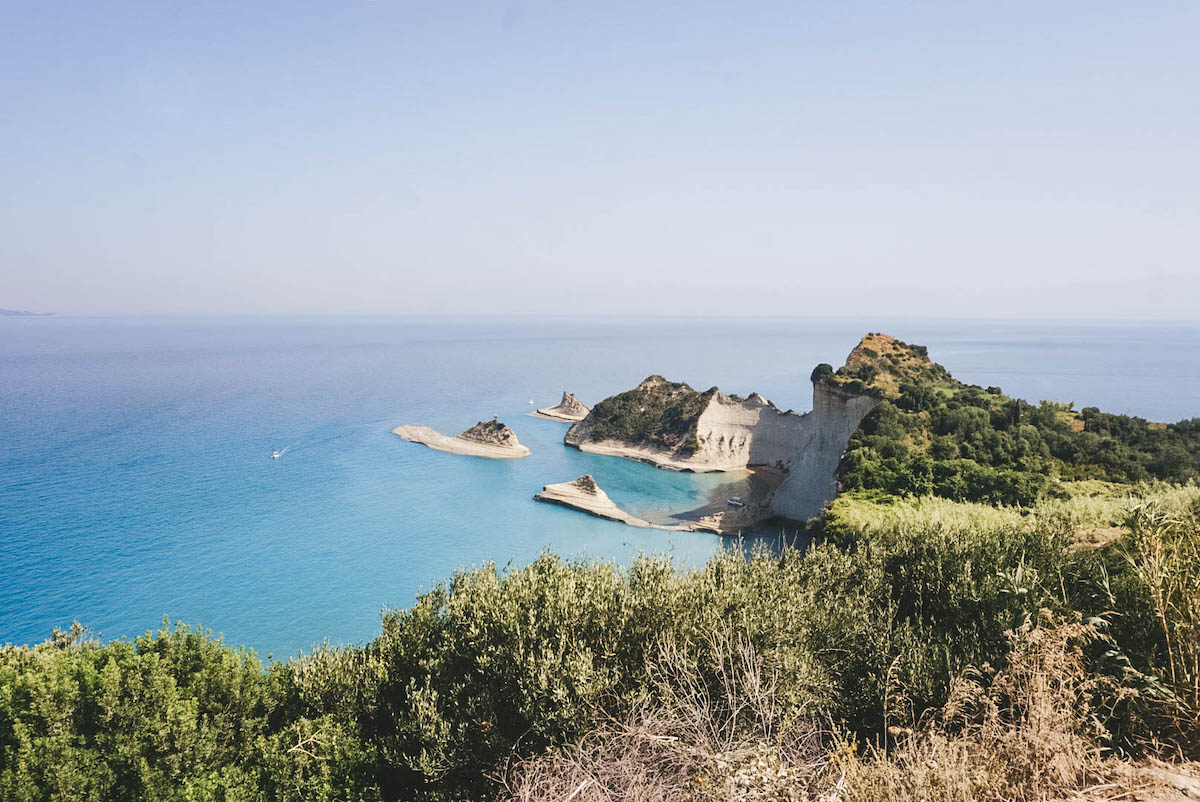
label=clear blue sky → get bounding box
[2,1,1197,317]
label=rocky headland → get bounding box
[529,391,590,423]
[559,336,936,523]
[393,419,531,459]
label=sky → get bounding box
[1,1,1197,318]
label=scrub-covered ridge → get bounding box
[815,331,958,397]
[830,335,1200,505]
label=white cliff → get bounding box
[769,381,879,520]
[565,377,879,521]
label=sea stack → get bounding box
[530,391,591,423]
[393,419,531,459]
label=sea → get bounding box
[2,316,1198,659]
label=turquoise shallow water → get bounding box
[2,316,1198,657]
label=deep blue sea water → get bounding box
[2,316,1198,658]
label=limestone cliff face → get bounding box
[671,380,878,518]
[769,381,879,520]
[690,392,809,470]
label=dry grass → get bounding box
[501,615,1187,802]
[840,333,946,397]
[1120,502,1200,745]
[500,628,829,802]
[834,612,1146,802]
[823,483,1200,549]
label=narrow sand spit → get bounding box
[534,475,689,529]
[393,421,531,459]
[533,471,785,535]
[529,391,590,423]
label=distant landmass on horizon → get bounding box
[0,308,53,316]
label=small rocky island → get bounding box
[394,419,531,459]
[530,391,590,423]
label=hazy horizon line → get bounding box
[6,311,1199,325]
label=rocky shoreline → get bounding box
[564,439,723,471]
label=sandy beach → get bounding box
[569,440,726,471]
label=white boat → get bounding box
[272,451,282,459]
[727,496,745,507]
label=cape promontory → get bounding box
[394,419,531,459]
[560,336,928,520]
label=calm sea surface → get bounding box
[2,316,1198,657]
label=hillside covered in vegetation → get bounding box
[570,374,714,456]
[819,334,1200,506]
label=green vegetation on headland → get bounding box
[822,333,1200,506]
[581,374,713,456]
[3,482,1198,800]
